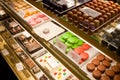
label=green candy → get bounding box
[65,48,71,53]
[78,40,84,46]
[72,44,79,49]
[67,37,78,44]
[61,32,72,40]
[65,42,72,47]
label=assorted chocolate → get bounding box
[16,34,42,54]
[66,0,120,32]
[0,6,8,20]
[42,0,90,15]
[86,54,120,80]
[3,18,24,35]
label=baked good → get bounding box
[114,75,120,80]
[105,70,115,77]
[111,65,120,73]
[96,54,105,61]
[100,75,110,80]
[80,52,89,61]
[81,43,91,50]
[102,60,111,68]
[39,75,48,80]
[92,59,100,66]
[97,64,106,73]
[92,70,101,79]
[87,63,95,72]
[74,47,84,55]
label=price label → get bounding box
[68,50,81,64]
[16,62,24,71]
[80,7,102,18]
[55,39,67,52]
[1,49,9,56]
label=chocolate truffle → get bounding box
[114,75,120,80]
[105,70,115,77]
[92,70,101,79]
[87,63,95,72]
[72,9,77,14]
[88,17,94,22]
[77,12,82,17]
[100,75,110,80]
[67,11,73,18]
[99,17,105,24]
[111,65,120,74]
[97,64,106,73]
[102,60,111,68]
[96,54,105,61]
[94,19,100,26]
[92,59,100,66]
[83,14,88,19]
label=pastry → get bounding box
[105,70,115,78]
[74,47,84,55]
[111,65,120,74]
[92,70,101,79]
[92,59,100,66]
[102,60,111,68]
[114,75,120,80]
[100,75,110,80]
[87,63,95,72]
[97,64,106,73]
[96,54,105,61]
[80,52,89,61]
[81,43,91,50]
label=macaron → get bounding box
[61,32,72,40]
[80,52,89,61]
[67,37,78,44]
[74,47,84,55]
[81,43,91,50]
[72,44,79,49]
[78,40,84,46]
[65,42,72,47]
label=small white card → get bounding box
[1,49,9,56]
[80,7,102,18]
[16,62,24,71]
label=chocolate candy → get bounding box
[87,63,95,72]
[92,70,101,79]
[92,59,100,66]
[100,75,110,80]
[96,54,105,61]
[97,64,106,73]
[105,70,115,78]
[114,75,120,80]
[102,60,111,68]
[111,65,120,74]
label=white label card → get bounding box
[1,49,9,56]
[80,7,102,18]
[16,62,24,71]
[68,50,81,64]
[55,39,67,52]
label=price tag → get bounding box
[55,39,67,52]
[16,62,24,71]
[80,7,102,18]
[68,50,81,64]
[1,49,9,56]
